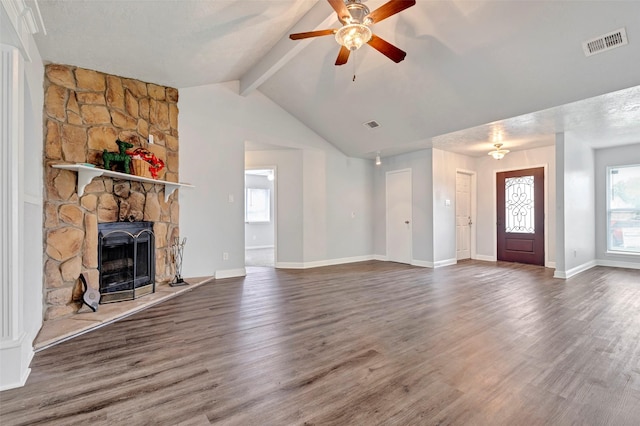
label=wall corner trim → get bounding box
[474,255,496,262]
[214,268,247,280]
[433,258,457,268]
[554,260,597,279]
[411,259,433,268]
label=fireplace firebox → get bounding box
[98,221,155,303]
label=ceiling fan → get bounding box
[289,0,416,66]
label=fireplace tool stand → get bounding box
[170,237,188,287]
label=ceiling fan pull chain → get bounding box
[353,50,357,82]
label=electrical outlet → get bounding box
[223,252,229,261]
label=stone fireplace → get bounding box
[43,64,180,320]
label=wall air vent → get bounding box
[363,120,380,129]
[583,27,628,57]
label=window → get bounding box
[607,164,640,253]
[245,188,270,223]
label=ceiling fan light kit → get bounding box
[335,24,372,51]
[488,143,510,160]
[289,0,416,65]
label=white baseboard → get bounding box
[276,255,375,269]
[214,268,247,279]
[246,245,274,250]
[275,262,304,269]
[546,261,556,269]
[411,259,433,268]
[596,259,640,270]
[474,254,496,262]
[434,258,457,268]
[0,332,34,391]
[554,260,597,279]
[373,254,388,261]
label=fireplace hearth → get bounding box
[98,221,155,303]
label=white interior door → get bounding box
[456,172,472,260]
[386,169,412,264]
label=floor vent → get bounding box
[583,28,628,56]
[363,120,380,129]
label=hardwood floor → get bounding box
[1,260,639,425]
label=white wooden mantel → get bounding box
[52,164,194,202]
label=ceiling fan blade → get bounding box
[289,29,336,40]
[367,0,416,24]
[335,46,351,66]
[327,0,351,22]
[368,34,407,63]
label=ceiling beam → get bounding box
[239,1,337,96]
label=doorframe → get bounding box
[244,165,278,267]
[492,164,550,267]
[456,168,477,260]
[386,168,412,264]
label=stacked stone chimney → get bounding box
[43,64,180,320]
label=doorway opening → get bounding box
[244,168,276,267]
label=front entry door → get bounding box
[496,167,544,266]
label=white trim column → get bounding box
[0,0,45,391]
[0,43,31,391]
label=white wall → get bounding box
[432,149,476,265]
[247,148,374,267]
[475,145,556,266]
[179,82,246,279]
[594,142,640,269]
[246,149,304,263]
[324,153,374,262]
[555,133,596,278]
[180,81,374,276]
[374,149,434,265]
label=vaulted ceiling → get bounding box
[32,0,640,159]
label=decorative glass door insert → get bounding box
[505,175,535,233]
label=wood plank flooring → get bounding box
[1,260,639,425]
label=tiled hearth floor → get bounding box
[34,276,214,351]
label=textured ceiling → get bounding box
[32,0,640,159]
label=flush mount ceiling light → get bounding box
[488,143,510,160]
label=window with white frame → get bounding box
[245,188,270,223]
[607,164,640,253]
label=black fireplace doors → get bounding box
[98,221,155,303]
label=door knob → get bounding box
[405,220,410,224]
